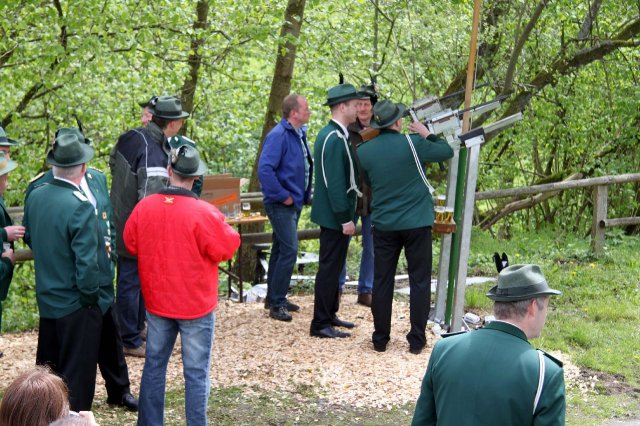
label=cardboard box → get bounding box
[200,175,241,216]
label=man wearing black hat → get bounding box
[25,127,138,411]
[357,100,453,353]
[412,264,566,425]
[110,95,189,356]
[124,145,240,426]
[0,126,19,160]
[309,83,362,339]
[24,132,110,411]
[339,83,379,307]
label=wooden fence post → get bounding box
[591,185,608,256]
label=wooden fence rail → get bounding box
[9,173,639,261]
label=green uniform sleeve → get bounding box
[412,344,440,426]
[69,202,101,307]
[533,363,566,426]
[414,134,454,164]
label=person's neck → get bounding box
[169,178,194,191]
[331,114,349,128]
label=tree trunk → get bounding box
[249,0,306,193]
[180,1,209,135]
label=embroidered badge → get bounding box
[163,196,175,204]
[102,212,107,220]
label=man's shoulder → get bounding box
[539,349,564,369]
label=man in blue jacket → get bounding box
[258,94,312,322]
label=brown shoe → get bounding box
[123,343,145,358]
[357,293,372,307]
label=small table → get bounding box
[225,214,269,302]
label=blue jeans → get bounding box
[137,311,215,426]
[116,256,145,348]
[264,203,301,308]
[338,215,374,294]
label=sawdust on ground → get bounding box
[0,294,579,409]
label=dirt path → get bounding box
[1,294,580,409]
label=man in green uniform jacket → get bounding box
[25,127,138,411]
[309,83,362,339]
[24,131,116,412]
[412,264,566,425]
[0,151,21,336]
[357,100,453,353]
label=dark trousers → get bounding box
[371,227,432,350]
[99,305,131,400]
[37,306,103,411]
[311,227,350,331]
[116,256,145,348]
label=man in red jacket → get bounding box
[124,142,240,426]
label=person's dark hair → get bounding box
[282,94,302,119]
[0,366,69,426]
[494,297,546,319]
[151,115,171,129]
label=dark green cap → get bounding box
[148,96,190,120]
[171,145,206,177]
[46,131,94,167]
[324,84,362,106]
[370,100,406,129]
[0,126,19,146]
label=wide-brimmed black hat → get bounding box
[46,131,94,167]
[171,144,206,177]
[324,84,362,106]
[487,264,561,302]
[138,95,158,108]
[370,100,406,129]
[148,96,190,120]
[0,126,19,147]
[358,83,378,100]
[0,151,17,176]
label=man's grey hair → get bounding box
[494,297,546,320]
[52,165,83,180]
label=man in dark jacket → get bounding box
[358,100,453,353]
[110,95,189,356]
[412,264,565,425]
[258,94,312,322]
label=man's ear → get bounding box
[167,165,173,177]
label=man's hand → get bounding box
[341,221,356,235]
[2,249,15,265]
[409,121,431,138]
[4,225,25,242]
[283,196,294,206]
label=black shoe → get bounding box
[107,392,138,412]
[310,326,350,338]
[409,346,424,355]
[269,306,292,322]
[286,301,300,312]
[373,343,387,353]
[265,300,299,312]
[331,317,355,329]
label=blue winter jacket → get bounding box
[258,118,313,210]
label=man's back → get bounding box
[412,321,565,426]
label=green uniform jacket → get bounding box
[25,179,111,319]
[25,169,116,299]
[0,197,15,328]
[310,120,359,230]
[412,321,566,426]
[357,130,453,231]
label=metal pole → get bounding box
[444,0,482,326]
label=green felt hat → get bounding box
[55,127,92,146]
[46,130,94,167]
[148,96,190,120]
[0,126,19,147]
[171,144,206,177]
[487,264,561,302]
[324,84,362,106]
[0,151,17,176]
[370,100,406,129]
